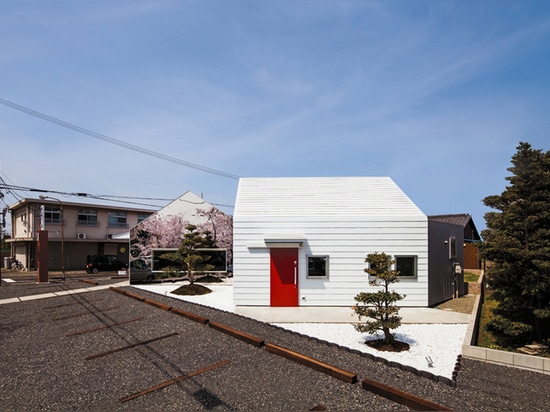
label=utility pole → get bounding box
[0,196,7,286]
[0,205,4,287]
[39,196,65,281]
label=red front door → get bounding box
[270,248,299,307]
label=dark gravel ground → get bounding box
[434,294,476,314]
[1,279,550,411]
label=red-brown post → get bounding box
[37,230,48,283]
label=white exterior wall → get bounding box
[233,177,429,307]
[154,191,213,224]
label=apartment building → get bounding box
[7,198,156,271]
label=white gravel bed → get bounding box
[135,281,467,379]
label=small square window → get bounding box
[307,256,329,278]
[395,256,417,278]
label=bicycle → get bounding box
[11,258,24,271]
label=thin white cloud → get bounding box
[1,1,549,232]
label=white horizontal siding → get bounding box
[233,176,429,307]
[234,177,424,220]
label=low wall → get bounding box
[464,281,480,295]
[462,272,550,375]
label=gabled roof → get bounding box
[235,177,426,221]
[428,213,481,241]
[149,191,213,224]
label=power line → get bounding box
[94,194,234,209]
[0,182,234,210]
[0,97,240,180]
[0,182,164,209]
[0,175,24,203]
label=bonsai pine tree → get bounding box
[160,224,215,285]
[479,142,550,342]
[352,252,405,345]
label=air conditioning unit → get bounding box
[77,233,87,239]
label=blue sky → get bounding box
[1,1,549,233]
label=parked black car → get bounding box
[85,255,127,274]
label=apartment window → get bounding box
[137,213,149,223]
[307,256,329,278]
[108,211,127,228]
[77,209,98,226]
[44,207,62,224]
[395,256,417,278]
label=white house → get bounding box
[233,177,430,307]
[129,191,233,283]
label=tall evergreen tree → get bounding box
[479,142,550,341]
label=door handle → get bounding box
[294,261,297,288]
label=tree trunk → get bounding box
[383,326,393,344]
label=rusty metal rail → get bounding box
[119,359,231,403]
[78,279,99,286]
[265,342,357,384]
[109,287,453,410]
[170,307,209,324]
[362,378,453,411]
[208,320,265,347]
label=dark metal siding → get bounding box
[428,220,465,306]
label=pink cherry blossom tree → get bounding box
[196,207,233,263]
[130,214,190,265]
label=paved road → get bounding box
[1,268,115,284]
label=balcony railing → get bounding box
[77,220,99,227]
[108,222,128,228]
[44,218,62,225]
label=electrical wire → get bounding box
[0,181,234,210]
[0,97,240,180]
[0,175,24,203]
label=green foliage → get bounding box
[479,142,550,341]
[464,271,480,283]
[159,224,216,284]
[352,252,405,344]
[477,289,503,349]
[486,316,533,338]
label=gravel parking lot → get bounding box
[1,278,550,411]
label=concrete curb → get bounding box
[0,282,128,305]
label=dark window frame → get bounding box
[307,255,329,279]
[108,211,128,228]
[44,206,62,224]
[77,209,98,226]
[394,255,418,278]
